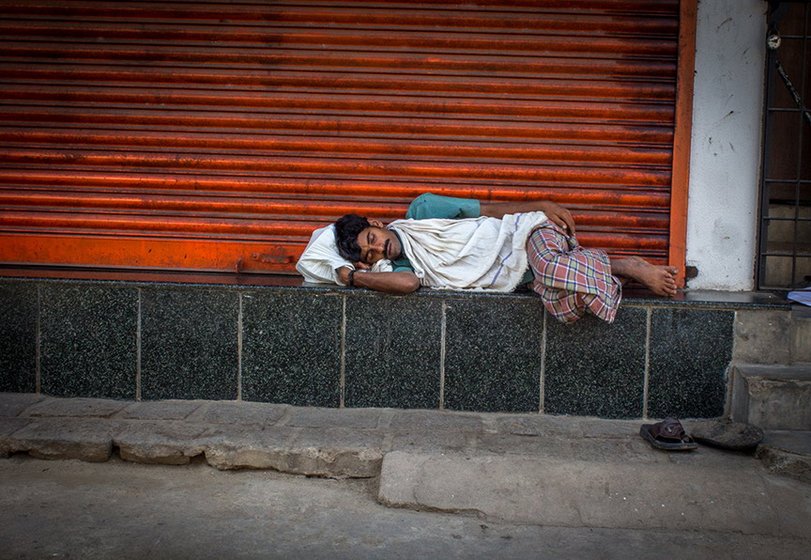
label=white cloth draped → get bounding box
[388,211,547,292]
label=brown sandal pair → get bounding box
[640,417,765,452]
[639,417,698,451]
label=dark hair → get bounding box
[334,214,370,262]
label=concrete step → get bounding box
[791,306,811,363]
[378,449,811,537]
[757,430,811,483]
[731,364,811,430]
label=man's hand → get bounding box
[536,201,576,236]
[337,266,352,285]
[480,200,577,236]
[336,262,370,285]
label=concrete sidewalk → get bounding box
[1,393,810,540]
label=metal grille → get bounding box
[759,0,811,290]
[0,0,684,277]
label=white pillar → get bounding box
[686,0,767,290]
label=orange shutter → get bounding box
[0,0,689,277]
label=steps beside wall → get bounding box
[729,304,810,483]
[730,364,811,430]
[791,306,811,363]
[0,277,793,420]
[730,304,810,430]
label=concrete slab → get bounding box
[388,409,483,433]
[115,400,204,420]
[732,364,811,430]
[185,400,288,426]
[0,417,32,457]
[202,426,298,471]
[202,425,384,478]
[8,418,117,462]
[0,393,44,417]
[113,420,211,465]
[762,430,811,455]
[757,431,811,484]
[472,432,670,465]
[791,306,811,362]
[493,414,586,437]
[387,430,471,453]
[285,406,386,430]
[285,427,384,478]
[733,309,792,364]
[493,414,641,440]
[4,458,810,560]
[0,416,30,437]
[378,451,810,537]
[576,417,647,439]
[23,397,128,419]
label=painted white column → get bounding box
[686,0,767,290]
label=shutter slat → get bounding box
[0,0,681,275]
[0,128,672,165]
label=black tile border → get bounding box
[0,277,769,417]
[39,283,138,400]
[0,275,791,309]
[344,294,443,409]
[443,296,544,413]
[139,287,239,401]
[544,307,647,419]
[0,282,38,393]
[241,291,342,407]
[647,309,734,419]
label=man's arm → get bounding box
[408,193,576,235]
[336,266,420,295]
[480,200,576,236]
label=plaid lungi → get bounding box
[526,224,621,324]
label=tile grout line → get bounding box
[35,284,41,395]
[339,294,347,409]
[539,310,547,414]
[237,292,243,401]
[136,287,142,401]
[642,306,652,420]
[439,300,447,410]
[724,310,739,419]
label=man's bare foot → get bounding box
[610,256,678,297]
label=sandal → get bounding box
[688,419,763,452]
[639,417,697,451]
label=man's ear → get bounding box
[369,219,384,228]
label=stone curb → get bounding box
[377,450,811,538]
[756,445,811,484]
[4,418,115,463]
[113,420,211,466]
[3,394,811,538]
[2,415,387,478]
[2,394,810,486]
[0,394,646,477]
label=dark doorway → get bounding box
[759,1,811,290]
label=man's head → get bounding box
[335,214,402,266]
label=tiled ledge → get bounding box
[1,272,790,309]
[0,277,791,419]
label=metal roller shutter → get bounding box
[0,0,692,278]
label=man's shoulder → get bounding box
[406,193,480,220]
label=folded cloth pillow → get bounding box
[296,225,392,285]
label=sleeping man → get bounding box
[296,193,677,324]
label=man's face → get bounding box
[355,220,402,266]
